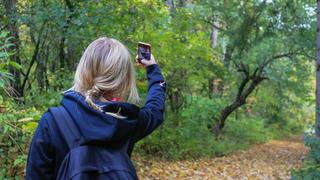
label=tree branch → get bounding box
[21,21,47,91]
[260,49,301,69]
[204,18,225,31]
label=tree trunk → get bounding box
[60,0,75,69]
[208,16,222,97]
[21,39,40,91]
[177,0,186,7]
[3,0,22,97]
[44,45,50,89]
[213,73,266,137]
[59,37,66,68]
[212,50,295,135]
[166,0,175,17]
[211,16,219,48]
[316,0,320,137]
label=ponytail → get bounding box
[84,86,103,112]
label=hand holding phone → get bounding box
[137,42,151,61]
[137,42,156,67]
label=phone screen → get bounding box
[138,43,151,61]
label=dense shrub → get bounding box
[0,103,42,178]
[224,118,271,146]
[0,31,19,98]
[267,120,305,140]
[135,96,281,159]
[291,133,320,179]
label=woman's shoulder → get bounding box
[40,109,55,124]
[36,108,61,137]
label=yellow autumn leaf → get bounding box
[133,136,308,179]
[17,117,33,123]
[22,122,38,132]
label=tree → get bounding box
[316,0,320,137]
[2,0,22,98]
[59,0,77,69]
[199,0,315,136]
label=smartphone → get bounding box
[137,42,151,61]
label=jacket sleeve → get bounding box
[134,64,166,142]
[26,114,55,180]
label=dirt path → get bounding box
[134,137,308,179]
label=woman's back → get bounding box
[26,38,166,179]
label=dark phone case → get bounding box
[138,43,151,61]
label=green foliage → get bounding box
[0,0,316,177]
[0,102,43,178]
[224,118,271,145]
[0,31,15,97]
[23,69,68,108]
[135,96,286,159]
[291,134,320,179]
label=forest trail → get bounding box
[134,136,308,180]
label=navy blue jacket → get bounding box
[26,64,166,179]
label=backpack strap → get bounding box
[49,106,81,149]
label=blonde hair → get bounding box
[72,37,139,112]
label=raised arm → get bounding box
[134,55,166,141]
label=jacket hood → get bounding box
[61,90,140,145]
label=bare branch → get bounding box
[260,49,302,69]
[204,18,225,31]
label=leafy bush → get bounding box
[291,133,320,179]
[224,118,271,146]
[135,96,272,159]
[0,102,43,178]
[24,88,63,109]
[22,68,71,108]
[0,31,20,98]
[267,119,305,140]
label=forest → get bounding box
[0,0,319,179]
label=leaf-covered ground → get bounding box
[133,136,308,179]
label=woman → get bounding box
[26,37,166,179]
